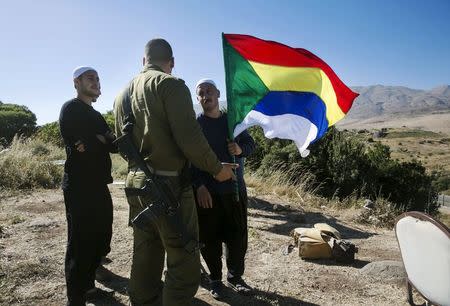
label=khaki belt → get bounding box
[129,164,179,177]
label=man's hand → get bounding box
[96,134,107,144]
[97,131,116,144]
[196,185,213,208]
[227,141,242,156]
[214,162,239,182]
[74,140,85,152]
[104,131,116,141]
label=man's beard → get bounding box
[202,101,218,112]
[82,88,100,100]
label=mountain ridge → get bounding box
[346,84,450,119]
[193,84,450,119]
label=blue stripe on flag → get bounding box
[253,91,329,139]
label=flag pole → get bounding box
[222,33,240,203]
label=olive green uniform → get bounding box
[114,65,222,306]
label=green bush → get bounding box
[103,110,115,132]
[35,121,64,147]
[246,127,438,213]
[0,101,37,145]
[431,171,450,193]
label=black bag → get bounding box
[329,239,358,263]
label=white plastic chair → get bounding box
[395,211,450,306]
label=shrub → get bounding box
[246,127,438,213]
[0,102,37,145]
[431,171,450,193]
[356,198,403,228]
[103,110,115,131]
[35,121,64,147]
[0,137,64,190]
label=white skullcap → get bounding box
[72,66,96,79]
[195,78,217,89]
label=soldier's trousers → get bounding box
[63,184,113,306]
[126,171,200,306]
[196,192,248,281]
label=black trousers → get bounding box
[63,184,113,306]
[196,191,248,281]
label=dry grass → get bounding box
[338,112,450,135]
[356,198,404,228]
[111,153,128,180]
[0,259,58,305]
[0,137,129,190]
[0,137,64,190]
[0,186,416,306]
[245,170,326,208]
[350,126,450,195]
[354,127,450,174]
[382,135,450,173]
[245,171,406,228]
[437,212,450,228]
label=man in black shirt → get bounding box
[192,79,255,299]
[59,66,116,306]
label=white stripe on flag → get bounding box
[233,110,318,157]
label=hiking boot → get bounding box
[100,256,112,265]
[95,265,112,282]
[209,280,224,300]
[226,276,252,295]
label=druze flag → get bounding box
[222,33,358,157]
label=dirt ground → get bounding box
[0,185,427,306]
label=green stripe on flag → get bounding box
[223,34,268,137]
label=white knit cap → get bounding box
[195,78,217,89]
[72,66,96,79]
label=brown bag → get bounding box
[293,224,357,261]
[295,227,336,259]
[298,233,333,259]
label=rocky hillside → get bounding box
[345,84,450,119]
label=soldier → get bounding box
[192,79,255,299]
[59,66,116,306]
[114,39,236,306]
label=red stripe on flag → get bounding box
[224,34,358,113]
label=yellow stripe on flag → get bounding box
[249,61,345,125]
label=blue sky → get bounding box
[0,0,449,125]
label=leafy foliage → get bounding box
[431,170,450,193]
[246,126,438,213]
[35,121,64,147]
[103,110,115,132]
[0,101,37,145]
